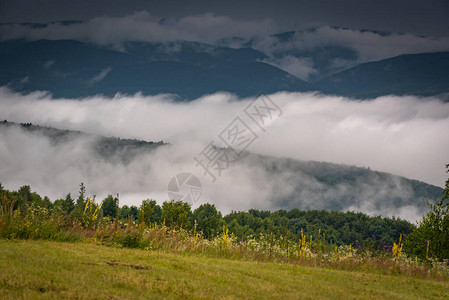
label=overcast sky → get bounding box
[1,0,449,37]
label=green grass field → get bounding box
[0,239,448,299]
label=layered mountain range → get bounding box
[1,23,448,100]
[1,22,447,220]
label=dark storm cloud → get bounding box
[1,0,448,37]
[0,12,277,44]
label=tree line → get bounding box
[0,182,413,247]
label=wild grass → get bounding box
[1,197,448,282]
[1,239,449,299]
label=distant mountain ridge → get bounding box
[0,39,312,99]
[1,22,449,100]
[316,52,449,98]
[0,120,164,163]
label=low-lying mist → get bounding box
[0,87,448,222]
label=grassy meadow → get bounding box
[1,239,448,299]
[1,178,449,299]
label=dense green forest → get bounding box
[0,182,412,248]
[1,163,448,262]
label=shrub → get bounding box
[405,164,449,260]
[162,200,192,229]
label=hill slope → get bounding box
[0,39,312,99]
[2,23,449,99]
[316,52,449,98]
[2,240,448,299]
[0,121,442,218]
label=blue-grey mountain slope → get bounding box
[0,39,312,99]
[316,52,449,99]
